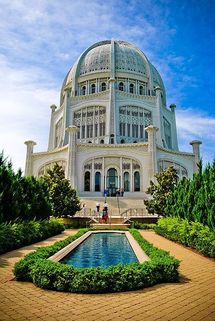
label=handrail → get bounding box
[121,208,158,222]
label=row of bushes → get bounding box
[13,229,180,293]
[165,161,215,230]
[0,219,65,254]
[155,217,215,258]
[132,222,156,230]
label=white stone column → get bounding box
[66,126,79,189]
[154,86,163,146]
[91,158,95,191]
[170,104,179,150]
[48,104,57,150]
[102,157,105,191]
[190,140,202,173]
[120,157,123,188]
[145,125,158,179]
[130,159,133,192]
[24,140,36,176]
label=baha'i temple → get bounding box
[24,40,202,196]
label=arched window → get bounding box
[82,86,86,95]
[100,139,104,144]
[124,172,130,191]
[134,171,140,191]
[107,168,118,196]
[95,172,101,191]
[101,82,106,91]
[84,171,90,191]
[119,82,124,91]
[139,86,143,95]
[121,139,125,144]
[129,83,134,93]
[91,84,96,94]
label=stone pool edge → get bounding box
[48,230,150,264]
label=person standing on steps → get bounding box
[104,202,108,213]
[96,201,100,212]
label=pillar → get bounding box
[169,104,179,150]
[24,140,36,176]
[48,104,57,150]
[145,125,158,179]
[154,86,163,146]
[66,125,79,189]
[190,140,202,173]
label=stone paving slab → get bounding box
[0,229,214,321]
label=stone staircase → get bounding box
[78,195,156,229]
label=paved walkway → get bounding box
[0,230,214,321]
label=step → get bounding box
[91,223,131,229]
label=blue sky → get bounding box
[0,0,214,171]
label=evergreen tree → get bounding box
[144,166,178,215]
[164,160,215,230]
[0,152,51,223]
[43,164,80,217]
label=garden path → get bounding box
[0,230,214,321]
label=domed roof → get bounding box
[60,40,165,103]
[77,40,148,76]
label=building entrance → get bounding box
[106,168,119,196]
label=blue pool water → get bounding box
[61,232,138,268]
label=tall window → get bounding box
[119,82,124,91]
[99,122,105,136]
[120,123,125,136]
[84,172,90,191]
[82,86,86,95]
[95,172,101,191]
[129,83,134,93]
[101,82,106,91]
[124,172,130,191]
[139,86,143,95]
[91,84,96,94]
[134,172,140,191]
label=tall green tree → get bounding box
[0,152,51,223]
[144,166,178,215]
[43,164,80,217]
[165,160,215,230]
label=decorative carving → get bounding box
[122,163,130,170]
[84,163,92,170]
[94,163,102,170]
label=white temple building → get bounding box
[24,40,201,196]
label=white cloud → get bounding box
[0,54,59,171]
[176,108,215,164]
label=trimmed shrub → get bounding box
[13,229,88,281]
[155,217,215,258]
[131,222,156,230]
[13,229,180,293]
[0,218,64,254]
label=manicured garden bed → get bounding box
[155,217,215,258]
[13,228,180,293]
[0,219,64,254]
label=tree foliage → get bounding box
[43,164,80,217]
[165,160,215,230]
[144,166,178,215]
[0,152,51,223]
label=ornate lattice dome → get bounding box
[60,40,166,103]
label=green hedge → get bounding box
[155,217,215,258]
[131,222,156,230]
[0,219,65,254]
[13,229,180,293]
